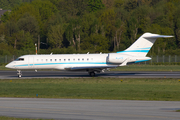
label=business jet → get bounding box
[5,33,173,78]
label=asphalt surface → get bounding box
[1,71,180,120]
[1,70,180,79]
[0,98,180,120]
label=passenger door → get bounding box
[28,57,34,68]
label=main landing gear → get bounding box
[89,71,95,77]
[17,70,22,78]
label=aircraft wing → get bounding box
[64,66,117,71]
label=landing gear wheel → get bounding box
[18,74,22,78]
[17,70,22,78]
[89,72,95,77]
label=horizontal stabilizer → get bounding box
[143,33,173,38]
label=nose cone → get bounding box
[5,64,10,68]
[5,63,13,69]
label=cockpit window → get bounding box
[15,58,24,61]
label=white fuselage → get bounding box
[6,54,113,70]
[5,32,173,77]
[5,53,151,71]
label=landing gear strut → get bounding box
[89,71,95,77]
[17,70,22,78]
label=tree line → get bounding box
[0,0,180,56]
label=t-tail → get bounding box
[108,33,173,66]
[117,33,173,57]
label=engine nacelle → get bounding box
[108,53,129,63]
[108,53,151,64]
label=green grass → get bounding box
[176,110,180,112]
[111,65,180,71]
[0,78,180,101]
[0,116,53,120]
[0,65,10,70]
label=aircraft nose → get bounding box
[5,64,10,68]
[5,63,12,69]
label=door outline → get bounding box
[28,57,34,68]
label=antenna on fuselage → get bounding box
[35,43,37,55]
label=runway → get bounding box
[1,70,180,79]
[0,98,180,120]
[1,71,180,120]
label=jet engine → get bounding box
[107,53,128,63]
[107,53,151,64]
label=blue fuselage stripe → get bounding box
[15,59,151,67]
[16,62,109,67]
[117,50,149,53]
[135,59,151,63]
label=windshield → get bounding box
[15,58,24,61]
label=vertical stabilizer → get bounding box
[117,33,173,57]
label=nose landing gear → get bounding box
[17,70,22,78]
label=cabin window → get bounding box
[78,59,80,61]
[37,59,39,62]
[46,59,48,62]
[87,58,89,61]
[41,59,43,62]
[64,59,66,61]
[68,59,70,61]
[50,59,52,62]
[59,59,61,61]
[82,58,84,61]
[15,58,24,61]
[55,59,57,62]
[73,59,75,61]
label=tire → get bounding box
[18,74,21,78]
[89,72,95,77]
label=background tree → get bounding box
[17,13,39,40]
[48,24,64,48]
[0,0,180,56]
[88,0,105,12]
[99,9,116,51]
[81,34,109,52]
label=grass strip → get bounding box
[0,65,9,70]
[0,78,180,101]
